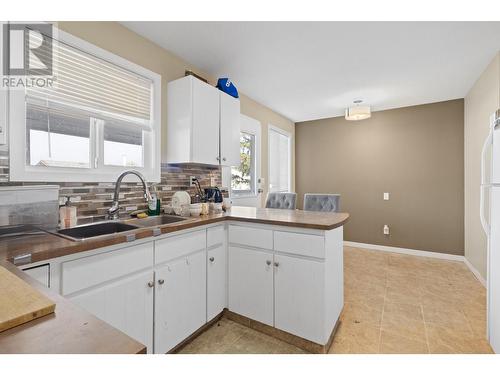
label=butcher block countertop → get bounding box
[0,207,349,354]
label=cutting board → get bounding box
[0,266,55,332]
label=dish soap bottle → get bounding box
[147,184,161,216]
[59,197,77,228]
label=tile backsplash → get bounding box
[0,148,223,224]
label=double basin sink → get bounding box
[56,215,187,241]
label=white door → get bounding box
[228,246,273,326]
[274,254,325,344]
[227,114,263,208]
[489,186,500,353]
[154,250,206,354]
[207,244,227,321]
[492,120,500,184]
[69,270,154,352]
[192,78,220,165]
[219,92,240,167]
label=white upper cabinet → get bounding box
[167,75,240,166]
[219,92,241,166]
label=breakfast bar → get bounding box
[0,207,349,354]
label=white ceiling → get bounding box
[122,22,500,122]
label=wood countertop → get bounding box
[0,207,348,354]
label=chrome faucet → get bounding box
[107,170,152,220]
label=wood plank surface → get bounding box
[0,266,55,332]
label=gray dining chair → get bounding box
[265,192,297,210]
[303,194,340,212]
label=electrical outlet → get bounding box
[383,192,390,200]
[190,176,197,187]
[383,225,390,235]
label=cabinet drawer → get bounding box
[22,264,50,288]
[207,225,225,248]
[274,231,325,258]
[228,225,273,250]
[62,242,153,296]
[155,229,206,265]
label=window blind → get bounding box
[269,128,290,193]
[26,30,153,123]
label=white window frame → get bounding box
[268,124,292,193]
[8,27,161,182]
[231,131,257,197]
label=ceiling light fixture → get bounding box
[345,100,371,121]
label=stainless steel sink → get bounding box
[128,215,187,227]
[56,221,140,241]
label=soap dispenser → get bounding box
[59,196,77,229]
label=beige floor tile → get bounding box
[329,320,380,354]
[426,324,493,354]
[379,330,429,353]
[177,247,490,355]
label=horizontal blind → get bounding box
[26,30,152,122]
[269,128,290,193]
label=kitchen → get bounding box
[1,4,500,373]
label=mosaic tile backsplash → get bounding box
[0,149,223,224]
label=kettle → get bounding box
[204,187,223,203]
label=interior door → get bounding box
[228,114,263,208]
[489,186,500,353]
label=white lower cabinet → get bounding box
[154,249,207,354]
[69,269,154,353]
[207,244,227,321]
[274,254,325,343]
[228,246,274,326]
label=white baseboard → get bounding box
[463,257,487,287]
[344,241,465,262]
[344,241,488,287]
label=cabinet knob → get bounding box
[222,157,226,162]
[209,257,215,263]
[158,279,165,285]
[266,260,271,266]
[147,281,154,288]
[216,156,220,161]
[274,262,279,267]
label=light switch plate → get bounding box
[383,192,390,200]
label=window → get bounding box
[231,132,256,195]
[268,126,291,193]
[8,26,161,182]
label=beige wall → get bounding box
[464,53,500,278]
[57,22,295,201]
[296,100,464,255]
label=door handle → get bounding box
[209,257,215,263]
[222,157,227,162]
[266,260,271,266]
[147,281,154,288]
[274,262,279,267]
[158,279,165,285]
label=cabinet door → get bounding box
[219,92,241,166]
[22,264,50,288]
[192,78,220,165]
[154,250,207,354]
[207,244,226,321]
[274,254,325,344]
[69,270,154,352]
[228,246,273,326]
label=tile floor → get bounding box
[179,246,493,354]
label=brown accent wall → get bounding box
[296,99,464,255]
